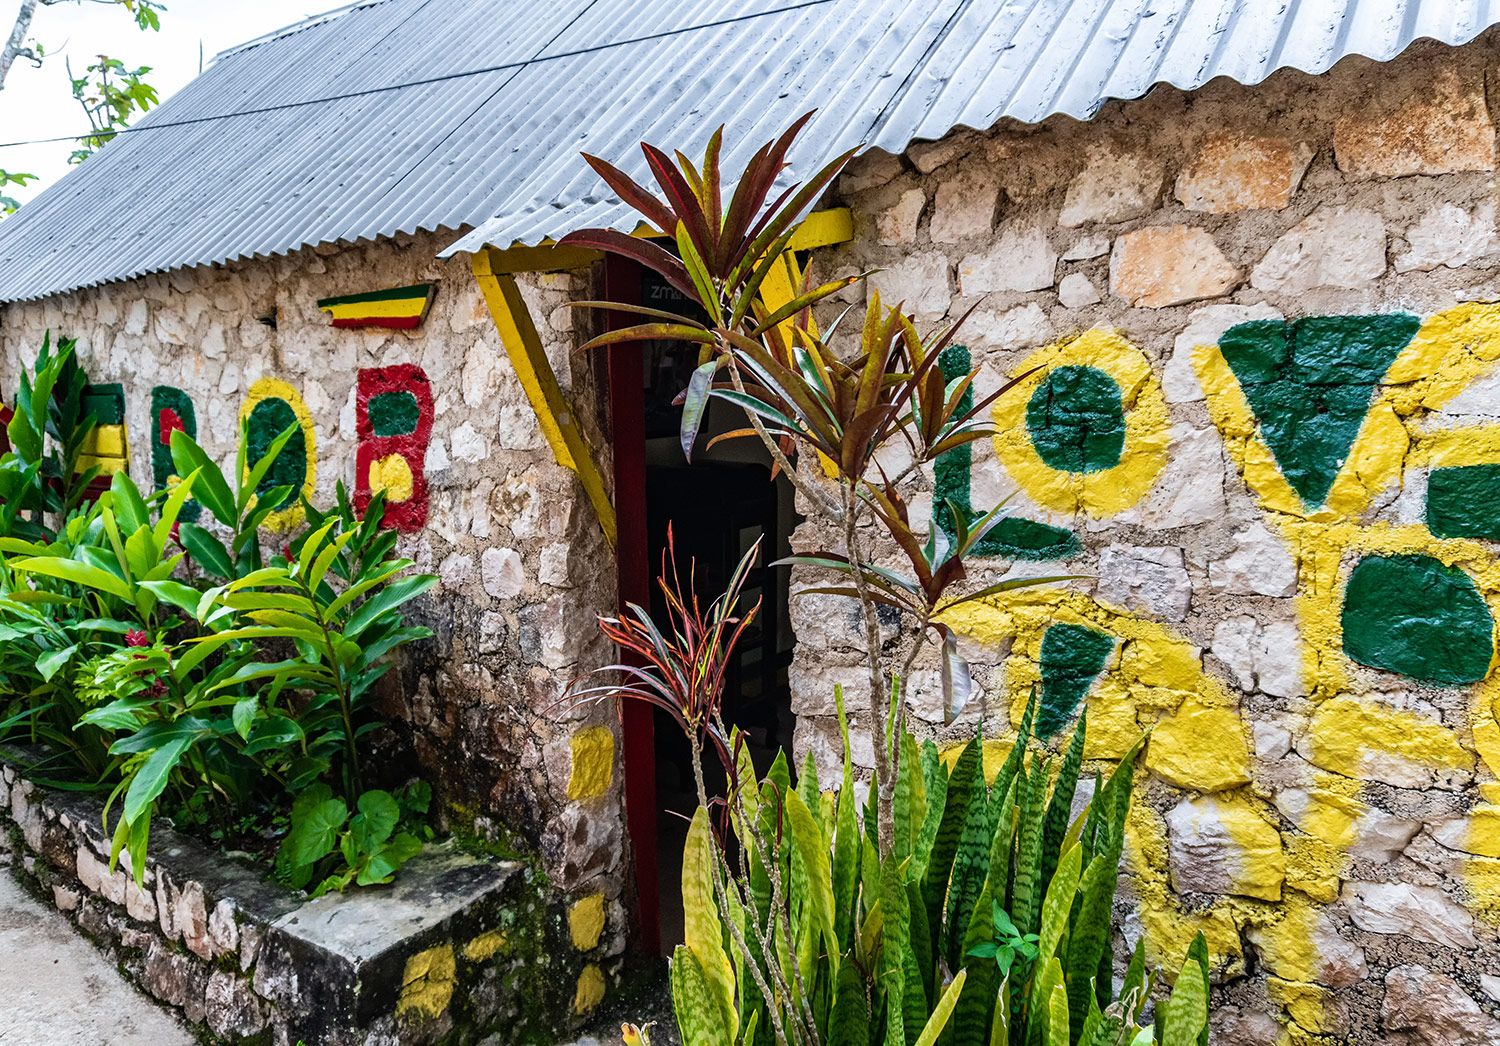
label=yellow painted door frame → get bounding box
[468,207,854,547]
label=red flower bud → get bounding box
[125,630,149,647]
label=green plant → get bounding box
[67,54,159,164]
[277,780,430,895]
[570,120,1217,1046]
[0,404,436,891]
[968,903,1039,979]
[0,333,101,542]
[566,119,1065,861]
[168,422,301,580]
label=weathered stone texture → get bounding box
[1175,131,1313,213]
[1059,148,1164,226]
[1334,64,1496,178]
[1109,226,1241,307]
[1250,206,1387,292]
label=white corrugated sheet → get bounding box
[0,0,1495,302]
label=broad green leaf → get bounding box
[12,556,132,601]
[682,808,738,1042]
[284,795,348,868]
[169,430,235,525]
[177,523,235,580]
[122,735,193,825]
[785,789,839,978]
[913,970,966,1046]
[1037,842,1082,965]
[670,945,731,1046]
[36,645,77,682]
[1159,933,1209,1046]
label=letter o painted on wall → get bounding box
[240,377,316,533]
[992,330,1169,517]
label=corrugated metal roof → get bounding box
[0,0,1496,302]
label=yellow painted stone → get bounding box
[369,452,416,503]
[1282,837,1342,905]
[397,944,456,1020]
[1305,697,1472,784]
[89,425,127,456]
[1250,897,1320,983]
[1120,634,1203,693]
[568,727,615,801]
[1215,797,1286,901]
[573,963,606,1015]
[1146,701,1251,791]
[1465,806,1500,860]
[569,892,606,951]
[462,929,508,962]
[1268,978,1341,1035]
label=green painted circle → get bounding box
[247,398,307,503]
[1341,554,1495,685]
[1025,365,1126,474]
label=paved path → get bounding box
[0,871,194,1046]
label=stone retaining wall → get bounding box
[0,753,619,1044]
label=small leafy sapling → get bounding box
[277,780,431,895]
[967,901,1041,978]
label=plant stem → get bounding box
[723,350,842,521]
[840,485,894,859]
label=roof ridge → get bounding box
[212,0,398,63]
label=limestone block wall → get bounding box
[0,231,632,988]
[800,31,1500,1044]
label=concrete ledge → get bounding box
[0,752,615,1044]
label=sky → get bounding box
[0,0,346,207]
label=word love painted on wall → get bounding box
[106,368,434,534]
[938,305,1500,1036]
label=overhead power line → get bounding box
[0,0,840,151]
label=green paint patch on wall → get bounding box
[369,390,421,438]
[1427,465,1500,540]
[1024,365,1125,474]
[82,383,125,425]
[247,397,307,502]
[1341,553,1495,685]
[1037,622,1116,739]
[985,517,1082,560]
[934,345,1080,560]
[150,386,199,523]
[1219,314,1419,508]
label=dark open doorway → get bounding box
[603,257,797,955]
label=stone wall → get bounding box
[0,230,632,1003]
[1,753,607,1045]
[798,32,1500,1044]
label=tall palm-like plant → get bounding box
[563,117,1064,858]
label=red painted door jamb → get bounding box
[603,255,660,954]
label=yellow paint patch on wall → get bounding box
[1125,804,1245,975]
[569,892,606,951]
[568,727,616,801]
[1146,702,1252,792]
[462,929,508,962]
[573,963,606,1015]
[1304,696,1473,784]
[1268,978,1342,1036]
[991,329,1169,516]
[397,943,456,1020]
[368,452,416,503]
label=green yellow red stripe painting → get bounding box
[317,283,435,330]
